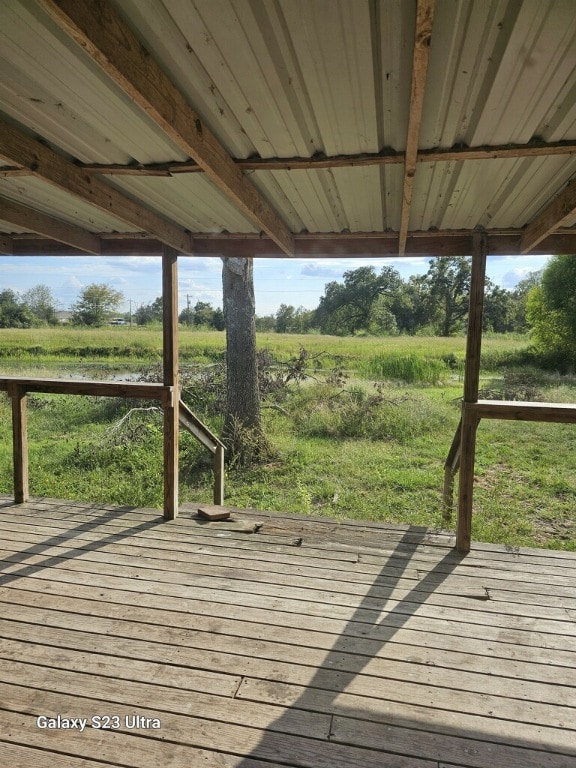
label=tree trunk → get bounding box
[221,257,270,464]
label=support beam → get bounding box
[162,246,179,520]
[38,0,294,257]
[5,230,576,258]
[399,0,436,255]
[27,140,574,178]
[521,178,576,253]
[0,117,193,254]
[7,383,29,503]
[0,197,101,254]
[456,230,488,553]
[0,234,13,254]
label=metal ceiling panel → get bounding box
[108,174,258,233]
[412,154,576,231]
[0,0,574,252]
[252,165,403,233]
[0,176,141,232]
[0,0,189,164]
[421,0,576,148]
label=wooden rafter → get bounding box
[67,140,576,177]
[5,229,576,259]
[399,0,436,256]
[0,117,193,254]
[0,235,13,254]
[0,197,101,254]
[521,178,576,254]
[38,0,294,257]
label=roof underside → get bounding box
[0,0,575,258]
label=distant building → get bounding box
[55,311,72,324]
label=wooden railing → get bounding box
[179,399,225,505]
[442,417,462,520]
[0,376,224,507]
[443,400,576,528]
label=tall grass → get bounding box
[0,326,528,382]
[359,353,448,384]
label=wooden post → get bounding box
[456,230,487,552]
[162,246,179,520]
[213,444,225,505]
[8,383,29,503]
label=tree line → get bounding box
[259,257,539,337]
[2,256,576,358]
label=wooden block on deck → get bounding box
[197,505,232,521]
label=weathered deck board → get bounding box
[0,496,575,767]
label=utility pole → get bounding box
[187,293,192,326]
[128,298,132,326]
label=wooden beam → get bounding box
[470,400,576,424]
[0,117,193,254]
[0,377,174,407]
[0,197,101,254]
[162,246,179,520]
[521,178,576,254]
[7,383,29,504]
[37,140,576,178]
[0,234,13,254]
[38,0,294,256]
[4,229,576,258]
[399,0,436,256]
[456,230,488,554]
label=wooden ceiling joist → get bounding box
[521,178,576,254]
[7,229,576,259]
[3,139,575,179]
[0,117,193,254]
[0,197,101,254]
[0,234,13,255]
[38,0,294,256]
[399,0,436,256]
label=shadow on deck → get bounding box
[0,496,574,767]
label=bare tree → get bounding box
[221,257,271,464]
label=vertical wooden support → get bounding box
[162,246,179,520]
[213,444,225,505]
[8,383,29,503]
[456,230,487,552]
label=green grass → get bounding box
[0,326,529,373]
[1,329,574,550]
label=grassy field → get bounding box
[0,327,574,550]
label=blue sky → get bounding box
[1,253,549,317]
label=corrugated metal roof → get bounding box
[0,0,575,254]
[0,175,141,232]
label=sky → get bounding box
[1,252,550,318]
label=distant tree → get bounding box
[275,303,297,333]
[192,301,215,327]
[391,275,430,334]
[367,295,399,335]
[527,255,576,356]
[178,305,193,326]
[422,257,471,336]
[483,284,516,333]
[22,284,58,325]
[135,297,163,325]
[211,307,225,331]
[315,266,403,335]
[512,271,542,332]
[255,314,276,332]
[0,289,35,328]
[71,283,124,326]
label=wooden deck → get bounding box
[0,496,575,767]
